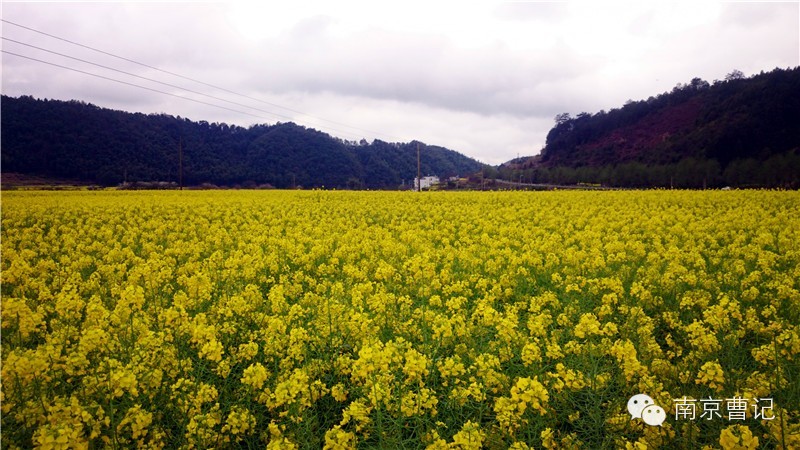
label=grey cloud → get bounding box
[2,2,798,165]
[720,2,797,29]
[627,10,656,37]
[492,2,568,22]
[246,26,594,119]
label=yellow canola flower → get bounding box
[267,422,299,450]
[473,353,508,393]
[2,189,799,449]
[696,360,726,392]
[340,399,372,432]
[437,355,467,383]
[494,376,549,433]
[719,425,759,450]
[199,339,224,362]
[2,297,44,340]
[400,387,438,417]
[402,347,431,383]
[241,362,269,390]
[331,383,348,402]
[116,404,154,443]
[423,430,449,450]
[573,313,602,339]
[236,341,259,361]
[109,368,139,398]
[185,404,222,448]
[547,363,587,392]
[521,340,543,366]
[763,409,800,449]
[222,406,256,436]
[609,339,644,382]
[34,423,88,450]
[323,425,356,450]
[450,420,485,450]
[541,428,558,450]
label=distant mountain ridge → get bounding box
[1,96,482,188]
[501,67,800,188]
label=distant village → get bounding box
[414,175,461,190]
[414,175,440,190]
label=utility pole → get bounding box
[178,137,183,190]
[416,142,421,192]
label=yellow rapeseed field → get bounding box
[2,190,799,449]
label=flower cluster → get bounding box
[2,190,798,448]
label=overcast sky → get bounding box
[2,1,798,164]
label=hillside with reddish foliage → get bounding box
[537,67,800,169]
[578,97,704,166]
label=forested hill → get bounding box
[505,67,800,188]
[1,96,482,188]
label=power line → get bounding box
[1,36,366,139]
[1,18,403,141]
[2,50,277,122]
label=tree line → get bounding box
[509,67,800,188]
[542,67,800,167]
[499,154,800,189]
[1,96,482,188]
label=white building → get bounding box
[414,175,440,190]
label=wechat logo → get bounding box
[628,394,666,426]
